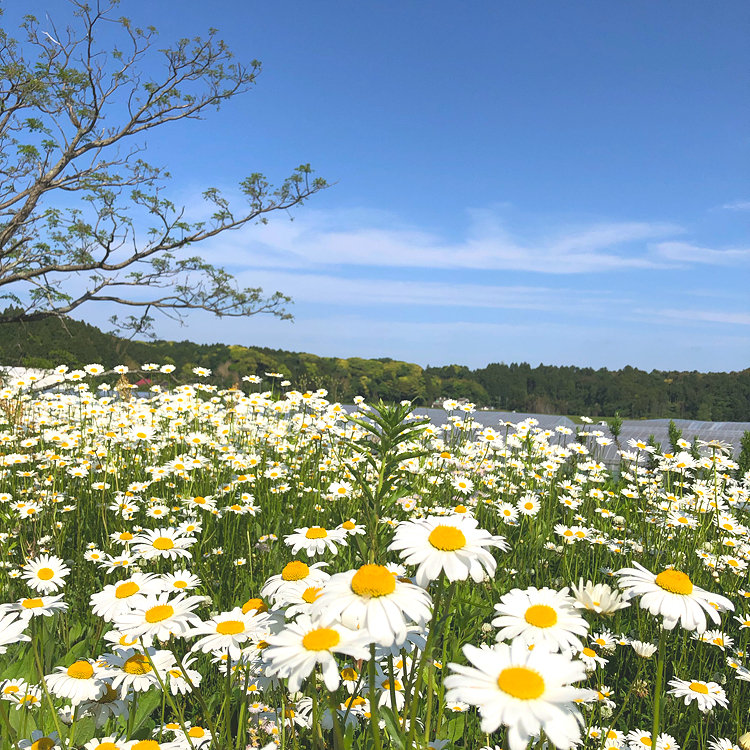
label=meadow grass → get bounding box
[0,366,747,750]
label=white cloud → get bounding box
[644,308,750,326]
[199,208,683,274]
[653,242,750,266]
[230,269,623,311]
[721,200,750,211]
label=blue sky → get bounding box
[11,1,750,370]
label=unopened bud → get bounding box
[739,732,750,750]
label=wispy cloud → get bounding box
[653,241,750,266]
[720,200,750,211]
[638,308,750,326]
[201,207,684,274]
[231,269,625,311]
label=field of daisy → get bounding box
[0,364,748,750]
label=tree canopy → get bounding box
[0,0,326,334]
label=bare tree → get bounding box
[0,1,327,335]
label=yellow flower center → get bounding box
[119,634,138,647]
[22,598,44,609]
[582,647,596,658]
[216,620,245,635]
[689,682,709,694]
[115,582,140,599]
[454,504,467,513]
[342,521,356,530]
[31,739,55,750]
[496,666,545,700]
[123,654,153,675]
[188,727,206,738]
[305,527,328,539]
[145,604,174,623]
[428,525,466,551]
[36,567,55,581]
[341,667,358,681]
[152,537,174,550]
[242,598,267,614]
[351,564,396,598]
[66,660,94,679]
[524,604,558,628]
[132,741,160,750]
[281,561,310,581]
[641,738,652,747]
[302,586,323,603]
[655,569,693,595]
[302,627,341,651]
[95,743,120,750]
[173,580,188,588]
[193,497,206,504]
[119,532,134,540]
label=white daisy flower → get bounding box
[570,579,630,615]
[45,659,105,705]
[189,607,270,659]
[101,647,176,696]
[131,527,196,560]
[668,677,728,712]
[264,614,371,692]
[312,564,432,648]
[89,573,162,622]
[444,639,590,750]
[283,526,348,557]
[616,561,733,632]
[261,561,330,605]
[0,610,31,653]
[160,570,202,593]
[491,586,589,652]
[114,592,206,645]
[22,554,70,594]
[388,515,509,587]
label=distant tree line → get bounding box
[1,309,748,421]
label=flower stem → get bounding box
[368,643,383,750]
[651,627,667,747]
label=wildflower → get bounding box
[22,554,70,594]
[17,731,62,749]
[189,607,270,659]
[0,611,31,653]
[445,640,590,749]
[631,640,658,658]
[131,527,196,560]
[570,579,630,615]
[312,564,432,648]
[264,614,371,692]
[45,660,106,705]
[89,573,162,622]
[283,526,348,557]
[616,561,733,632]
[491,586,589,652]
[667,677,728,712]
[389,515,508,587]
[114,592,206,645]
[261,561,330,605]
[101,648,176,696]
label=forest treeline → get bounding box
[1,310,748,421]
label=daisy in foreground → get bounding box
[312,564,432,647]
[263,614,371,692]
[491,586,589,652]
[444,639,590,750]
[616,561,733,632]
[388,515,509,587]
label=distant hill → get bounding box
[1,308,748,421]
